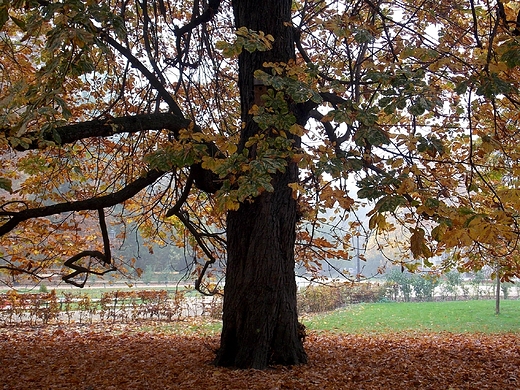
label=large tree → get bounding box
[216,0,308,367]
[2,0,520,369]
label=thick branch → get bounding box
[309,109,340,146]
[165,171,194,217]
[62,251,116,288]
[62,209,116,287]
[469,0,483,48]
[8,113,192,150]
[97,208,112,263]
[0,169,165,237]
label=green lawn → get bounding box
[132,299,520,336]
[303,299,520,334]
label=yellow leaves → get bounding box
[442,228,474,248]
[487,62,509,74]
[236,26,274,45]
[431,204,518,252]
[496,188,520,209]
[395,177,415,195]
[410,228,432,259]
[289,123,305,137]
[214,135,238,155]
[200,156,222,175]
[503,0,520,19]
[218,196,240,212]
[368,213,389,231]
[390,158,404,169]
[465,214,516,245]
[262,61,286,76]
[288,182,303,200]
[311,236,335,249]
[431,223,448,242]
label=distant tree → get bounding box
[443,271,462,301]
[386,269,413,302]
[410,273,438,301]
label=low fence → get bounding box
[3,279,517,325]
[0,290,223,326]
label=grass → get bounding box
[132,319,223,336]
[128,299,520,336]
[303,299,520,334]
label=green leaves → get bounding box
[0,3,9,30]
[253,68,322,104]
[201,132,291,211]
[353,28,375,43]
[250,66,320,133]
[372,67,439,116]
[145,135,209,171]
[501,41,520,68]
[251,102,297,132]
[457,72,515,99]
[375,195,407,213]
[475,73,512,98]
[409,96,435,116]
[0,177,12,193]
[212,153,288,212]
[356,174,400,201]
[216,27,274,57]
[354,126,390,147]
[417,135,445,157]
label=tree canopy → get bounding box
[2,0,520,282]
[1,0,520,367]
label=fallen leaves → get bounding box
[0,324,519,389]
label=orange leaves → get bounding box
[410,228,432,259]
[319,185,354,210]
[1,327,519,389]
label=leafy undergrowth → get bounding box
[1,323,519,389]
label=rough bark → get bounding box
[215,0,307,369]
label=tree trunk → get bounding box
[215,0,308,369]
[495,265,501,315]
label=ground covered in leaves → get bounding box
[1,323,519,389]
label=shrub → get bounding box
[297,283,387,313]
[298,285,344,313]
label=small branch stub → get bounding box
[254,78,268,107]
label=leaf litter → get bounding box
[0,323,519,389]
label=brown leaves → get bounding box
[1,325,519,389]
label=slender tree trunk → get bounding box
[495,264,501,315]
[215,0,307,369]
